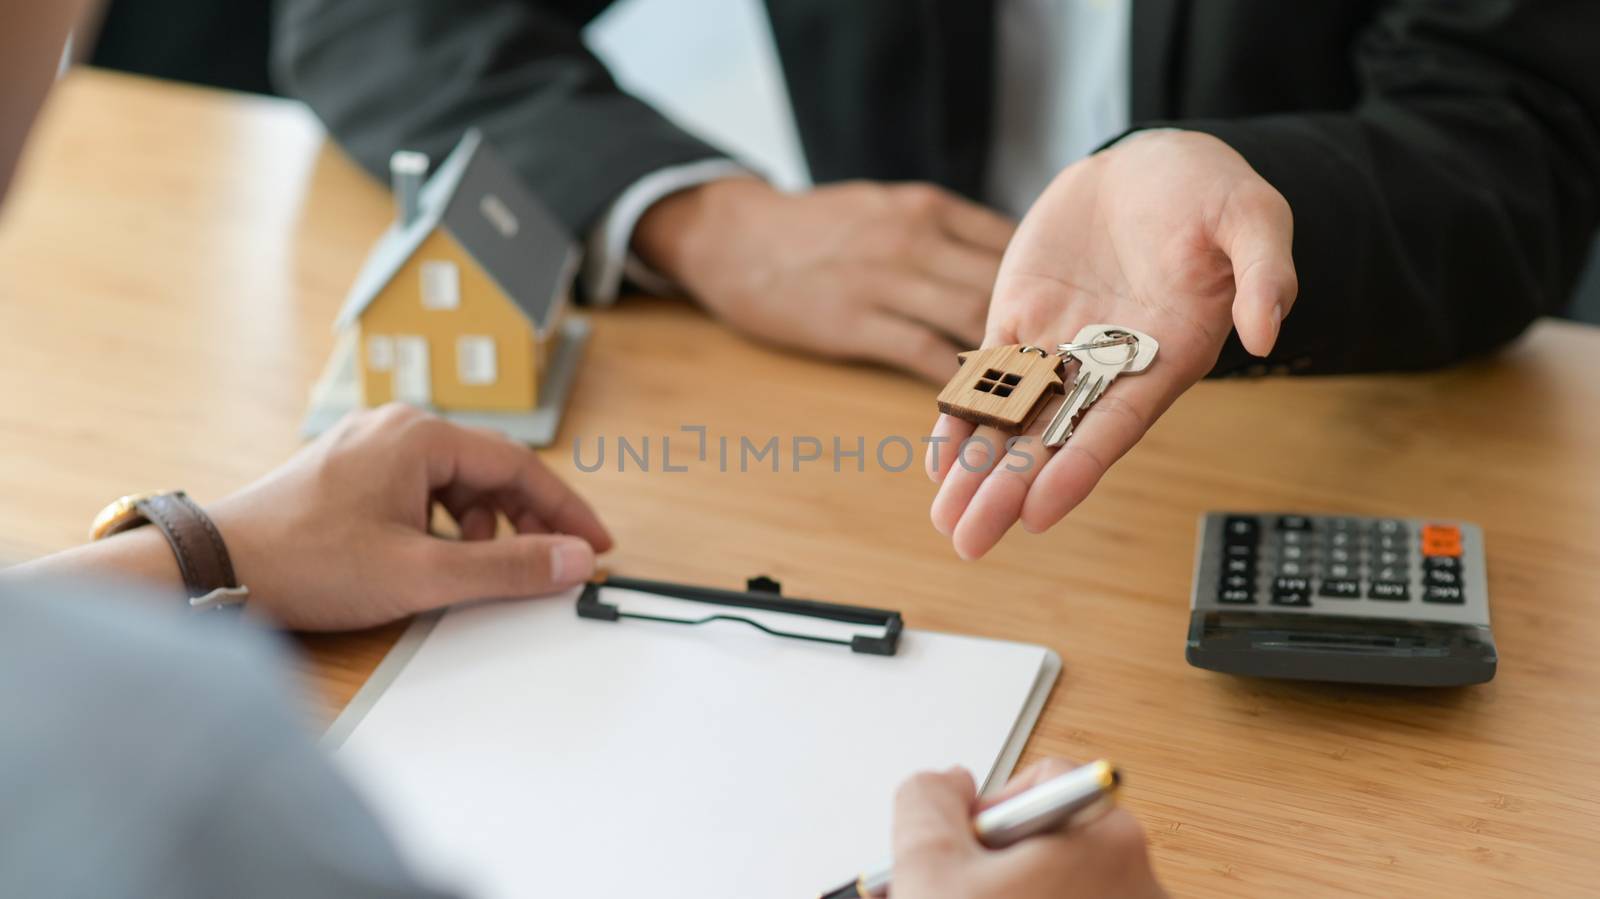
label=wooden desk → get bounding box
[3,71,1598,897]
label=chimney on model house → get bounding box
[390,150,429,228]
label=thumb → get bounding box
[1218,184,1298,357]
[421,534,597,609]
[893,768,980,863]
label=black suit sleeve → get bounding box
[272,0,727,236]
[1157,2,1600,375]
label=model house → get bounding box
[333,129,578,412]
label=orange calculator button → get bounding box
[1422,524,1463,557]
[1422,524,1461,543]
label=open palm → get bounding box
[927,131,1298,559]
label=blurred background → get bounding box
[86,0,1600,325]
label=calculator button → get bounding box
[1373,519,1407,536]
[1372,565,1407,582]
[1279,530,1310,546]
[1326,547,1355,564]
[1223,557,1255,576]
[1424,568,1460,587]
[1277,515,1312,531]
[1422,536,1462,557]
[1424,585,1465,604]
[1421,524,1461,544]
[1319,579,1361,598]
[1278,561,1306,576]
[1222,517,1259,545]
[1421,524,1463,557]
[1325,563,1355,579]
[1323,530,1359,549]
[1374,534,1409,553]
[1223,543,1255,560]
[1272,576,1311,606]
[1220,574,1254,592]
[1219,588,1255,604]
[1369,581,1411,601]
[1280,544,1307,561]
[1373,549,1408,567]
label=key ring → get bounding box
[1019,345,1050,356]
[1055,333,1138,357]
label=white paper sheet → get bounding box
[333,588,1056,899]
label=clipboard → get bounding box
[327,575,1061,898]
[576,574,904,655]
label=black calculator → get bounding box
[1186,513,1496,686]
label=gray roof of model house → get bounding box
[334,129,578,338]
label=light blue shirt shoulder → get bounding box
[0,584,455,899]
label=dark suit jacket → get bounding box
[274,0,1600,375]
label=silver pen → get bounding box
[819,759,1121,899]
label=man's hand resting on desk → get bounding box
[203,405,612,630]
[893,761,1167,899]
[633,178,1014,382]
[927,130,1299,559]
[7,406,612,628]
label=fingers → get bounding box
[872,270,987,347]
[893,767,981,864]
[925,414,976,483]
[416,419,613,552]
[846,313,966,382]
[930,420,1053,560]
[914,237,1004,297]
[414,532,597,610]
[1017,372,1182,534]
[455,504,499,541]
[988,806,1156,896]
[432,482,502,541]
[976,757,1080,811]
[929,425,1015,546]
[1217,184,1297,357]
[934,370,1181,559]
[936,193,1016,254]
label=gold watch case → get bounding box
[89,491,171,541]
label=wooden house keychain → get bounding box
[936,324,1160,443]
[936,345,1066,431]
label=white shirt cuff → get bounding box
[581,158,755,305]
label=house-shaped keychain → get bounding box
[301,130,590,444]
[936,345,1066,432]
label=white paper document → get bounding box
[330,587,1059,898]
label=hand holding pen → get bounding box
[828,759,1167,899]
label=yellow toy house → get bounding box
[333,129,579,414]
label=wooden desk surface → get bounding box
[3,71,1598,897]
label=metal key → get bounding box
[1041,324,1159,448]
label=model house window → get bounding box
[974,368,1022,398]
[480,194,520,238]
[421,260,461,309]
[457,335,498,386]
[366,335,395,371]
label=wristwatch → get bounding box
[90,491,249,611]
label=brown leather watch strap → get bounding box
[112,492,240,603]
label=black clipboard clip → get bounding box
[576,574,904,656]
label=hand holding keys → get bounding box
[928,323,1171,559]
[927,134,1298,561]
